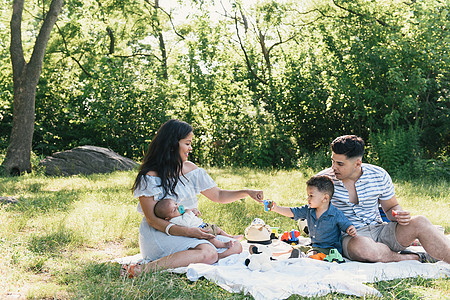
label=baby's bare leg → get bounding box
[218,240,243,259]
[210,237,234,249]
[216,227,244,241]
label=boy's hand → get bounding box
[271,201,278,211]
[263,200,276,211]
[346,225,357,237]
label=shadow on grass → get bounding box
[0,177,46,194]
[9,191,81,214]
[28,227,83,255]
[68,262,252,300]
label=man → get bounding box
[318,135,449,263]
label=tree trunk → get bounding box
[153,0,168,80]
[1,0,64,175]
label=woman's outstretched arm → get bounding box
[201,187,264,204]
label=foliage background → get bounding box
[0,0,448,179]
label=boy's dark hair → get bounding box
[331,135,365,159]
[154,198,172,219]
[306,175,334,199]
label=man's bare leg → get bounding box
[396,215,450,263]
[346,236,419,263]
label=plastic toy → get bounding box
[263,200,274,211]
[270,227,279,239]
[245,219,272,244]
[297,218,309,235]
[281,230,300,245]
[323,248,345,263]
[310,253,326,260]
[392,210,398,217]
[244,245,276,272]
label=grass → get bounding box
[0,167,448,299]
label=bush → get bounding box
[367,127,450,180]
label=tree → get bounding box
[1,0,63,175]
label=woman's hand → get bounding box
[247,189,264,203]
[185,227,215,240]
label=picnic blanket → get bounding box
[113,241,450,299]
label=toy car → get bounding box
[281,230,300,245]
[323,248,345,263]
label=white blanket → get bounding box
[183,252,450,299]
[113,242,450,299]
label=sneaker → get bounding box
[289,248,300,259]
[400,250,439,263]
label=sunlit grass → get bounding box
[0,168,448,299]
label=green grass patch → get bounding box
[0,168,448,299]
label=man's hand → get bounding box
[346,225,357,237]
[392,210,411,225]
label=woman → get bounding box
[124,119,263,276]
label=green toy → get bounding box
[323,248,345,263]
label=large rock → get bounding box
[39,145,139,176]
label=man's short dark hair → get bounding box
[331,135,365,158]
[306,175,334,199]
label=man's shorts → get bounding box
[341,222,407,259]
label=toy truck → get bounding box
[323,248,345,263]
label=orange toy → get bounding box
[280,230,301,244]
[309,253,326,260]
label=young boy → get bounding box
[154,198,243,249]
[266,175,357,256]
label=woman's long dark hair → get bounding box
[132,119,193,198]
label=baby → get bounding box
[154,198,243,249]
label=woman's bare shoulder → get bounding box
[145,170,158,176]
[183,161,198,173]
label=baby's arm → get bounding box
[346,225,357,237]
[270,201,295,218]
[185,208,201,217]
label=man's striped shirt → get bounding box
[318,163,395,229]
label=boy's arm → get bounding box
[335,209,357,236]
[346,225,357,236]
[270,202,294,218]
